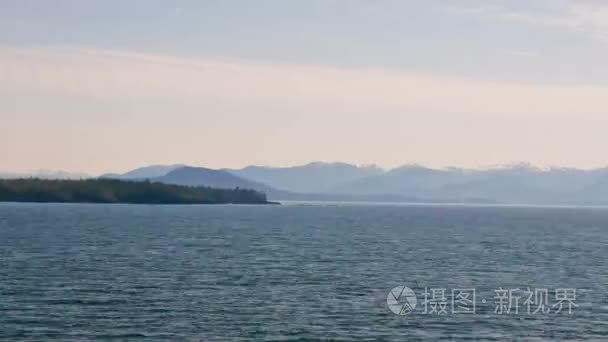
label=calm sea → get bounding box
[0,203,607,340]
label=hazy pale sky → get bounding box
[2,0,608,174]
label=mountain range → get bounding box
[227,162,383,193]
[5,162,608,204]
[99,164,185,179]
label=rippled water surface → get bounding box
[1,203,607,340]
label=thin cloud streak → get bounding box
[445,1,608,42]
[2,46,608,117]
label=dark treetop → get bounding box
[0,178,273,204]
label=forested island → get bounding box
[0,178,275,204]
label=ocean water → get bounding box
[0,203,607,341]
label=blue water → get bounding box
[0,203,607,340]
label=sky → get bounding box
[2,0,608,175]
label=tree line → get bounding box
[0,178,271,204]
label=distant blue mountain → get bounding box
[329,164,455,196]
[330,163,608,204]
[101,164,276,192]
[227,162,383,193]
[95,162,608,204]
[153,166,274,192]
[100,164,185,179]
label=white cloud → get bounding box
[2,45,608,117]
[445,1,608,42]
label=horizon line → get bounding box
[4,160,608,177]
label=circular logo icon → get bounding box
[387,286,417,315]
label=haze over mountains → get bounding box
[99,162,608,205]
[99,164,185,180]
[227,162,383,193]
[155,167,274,192]
[5,162,608,204]
[0,169,90,180]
